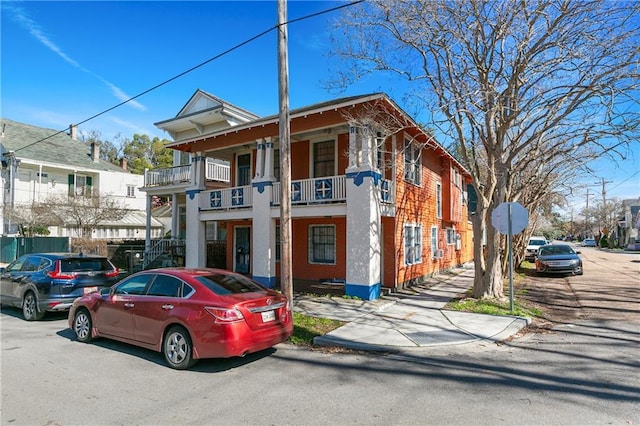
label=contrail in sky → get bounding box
[7,2,146,111]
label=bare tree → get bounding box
[3,204,51,236]
[80,130,124,165]
[33,192,127,238]
[583,197,624,243]
[332,0,640,298]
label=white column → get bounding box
[362,124,373,168]
[347,124,358,171]
[145,195,152,252]
[345,173,381,300]
[251,179,276,288]
[264,137,274,180]
[171,193,179,238]
[255,138,265,179]
[344,127,383,300]
[185,154,206,267]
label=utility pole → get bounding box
[277,0,293,304]
[585,188,590,237]
[596,177,613,237]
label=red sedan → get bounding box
[68,268,293,369]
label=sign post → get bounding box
[491,202,529,312]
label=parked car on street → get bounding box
[0,253,119,321]
[524,236,549,262]
[582,238,597,247]
[535,244,583,276]
[69,267,293,369]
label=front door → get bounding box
[234,226,250,274]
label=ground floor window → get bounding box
[309,225,335,264]
[446,228,456,245]
[431,226,439,255]
[404,223,422,265]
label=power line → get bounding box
[11,0,364,154]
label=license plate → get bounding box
[261,310,275,322]
[83,286,98,294]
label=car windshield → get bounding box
[197,273,266,295]
[529,240,546,246]
[539,246,575,256]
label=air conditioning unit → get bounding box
[434,249,443,259]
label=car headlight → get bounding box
[569,259,580,265]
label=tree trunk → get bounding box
[471,199,505,299]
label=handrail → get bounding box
[142,239,185,269]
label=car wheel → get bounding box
[73,309,93,343]
[22,291,45,321]
[163,326,197,370]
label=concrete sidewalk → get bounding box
[293,264,531,351]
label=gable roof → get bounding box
[0,118,128,173]
[154,89,260,138]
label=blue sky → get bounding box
[2,0,638,205]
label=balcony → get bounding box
[143,159,230,188]
[199,175,394,212]
[200,175,347,211]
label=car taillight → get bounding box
[47,261,77,279]
[105,269,119,278]
[204,306,244,323]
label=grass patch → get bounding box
[446,297,542,318]
[290,312,346,346]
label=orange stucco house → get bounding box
[140,91,474,300]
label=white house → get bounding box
[0,118,163,239]
[619,198,640,250]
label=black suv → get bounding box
[0,253,119,320]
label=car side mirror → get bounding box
[575,251,582,254]
[0,267,5,274]
[99,287,113,297]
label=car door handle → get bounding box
[124,303,135,308]
[162,304,174,310]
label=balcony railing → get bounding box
[202,185,253,210]
[206,160,230,182]
[143,159,230,188]
[144,165,191,187]
[272,175,346,206]
[198,175,396,212]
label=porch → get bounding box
[143,159,230,188]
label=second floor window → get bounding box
[404,138,421,185]
[313,140,335,178]
[273,149,280,181]
[436,182,442,218]
[68,174,92,197]
[237,154,251,186]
